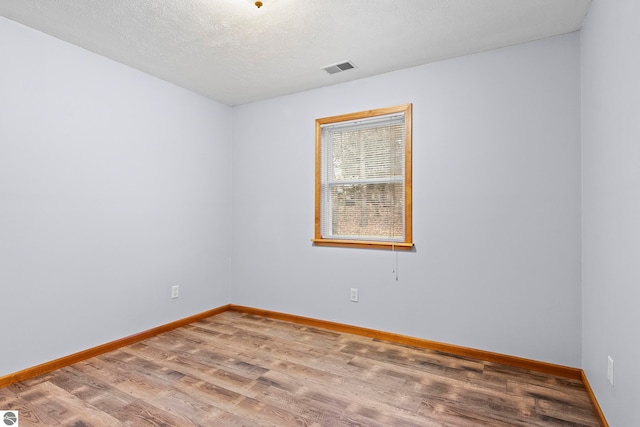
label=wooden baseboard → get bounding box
[231,306,611,426]
[0,305,230,389]
[581,371,609,427]
[229,304,583,380]
[0,303,608,427]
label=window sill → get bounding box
[311,239,414,251]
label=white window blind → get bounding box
[320,112,406,242]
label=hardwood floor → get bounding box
[0,311,600,426]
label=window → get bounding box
[313,104,413,250]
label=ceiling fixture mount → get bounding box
[255,1,263,8]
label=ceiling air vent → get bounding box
[322,61,356,75]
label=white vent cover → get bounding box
[322,61,356,75]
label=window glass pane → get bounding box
[327,183,404,240]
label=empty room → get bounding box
[0,0,637,425]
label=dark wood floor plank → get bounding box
[48,365,136,415]
[23,381,121,426]
[0,311,600,426]
[535,397,602,427]
[113,399,200,427]
[126,342,261,398]
[485,361,588,394]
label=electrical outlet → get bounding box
[607,356,614,386]
[171,285,179,299]
[350,288,358,302]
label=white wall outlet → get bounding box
[350,288,358,302]
[171,285,179,299]
[607,356,614,386]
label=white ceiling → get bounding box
[0,0,591,106]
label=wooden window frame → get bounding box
[313,104,413,250]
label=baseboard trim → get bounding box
[0,304,230,389]
[230,304,583,380]
[232,305,607,426]
[581,371,610,427]
[0,303,608,426]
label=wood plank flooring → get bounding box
[0,311,600,426]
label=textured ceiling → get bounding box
[0,0,591,106]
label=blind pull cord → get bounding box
[395,250,399,281]
[392,242,395,274]
[390,117,399,282]
[392,243,399,281]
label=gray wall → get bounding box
[0,17,233,377]
[231,33,582,367]
[581,1,640,425]
[6,13,616,419]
